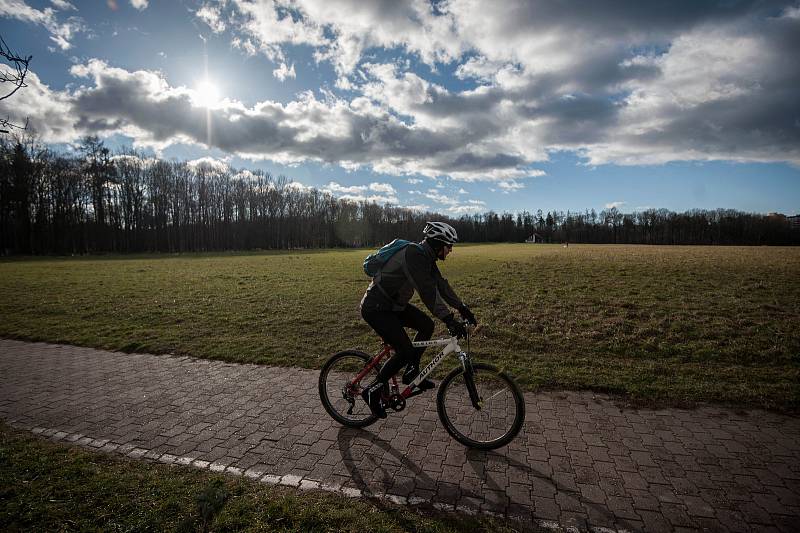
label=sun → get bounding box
[193,79,220,108]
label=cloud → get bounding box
[286,180,312,191]
[337,193,398,204]
[406,178,423,184]
[5,1,799,184]
[455,56,518,83]
[231,168,257,182]
[448,199,487,215]
[323,181,367,195]
[186,156,230,174]
[0,69,76,141]
[229,0,465,76]
[211,0,799,168]
[197,3,226,33]
[605,201,626,209]
[423,190,459,206]
[581,12,800,165]
[784,5,800,19]
[367,182,396,194]
[498,181,525,192]
[50,0,75,10]
[3,59,548,181]
[130,0,148,10]
[110,152,155,165]
[420,188,488,215]
[272,62,296,81]
[228,0,327,62]
[322,181,399,204]
[231,37,258,56]
[0,0,85,49]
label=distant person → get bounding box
[359,221,477,418]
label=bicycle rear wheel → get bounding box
[319,350,379,428]
[436,362,525,450]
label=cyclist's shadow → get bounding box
[336,426,440,499]
[335,426,532,509]
[337,426,638,531]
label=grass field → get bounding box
[1,244,798,411]
[0,422,525,532]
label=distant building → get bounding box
[526,233,543,243]
[788,215,800,230]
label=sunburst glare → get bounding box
[192,79,220,108]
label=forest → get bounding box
[1,135,797,255]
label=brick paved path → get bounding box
[1,339,798,532]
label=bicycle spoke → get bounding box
[437,363,524,449]
[319,351,380,427]
[483,389,506,404]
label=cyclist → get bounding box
[360,221,478,418]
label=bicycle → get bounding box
[318,323,525,450]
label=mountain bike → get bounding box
[319,324,525,450]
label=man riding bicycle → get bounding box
[360,221,478,419]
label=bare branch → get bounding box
[0,115,29,134]
[0,34,32,101]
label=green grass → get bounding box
[1,244,798,411]
[0,422,528,532]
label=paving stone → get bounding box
[638,509,676,533]
[680,494,717,518]
[531,496,560,520]
[2,338,799,532]
[577,483,606,504]
[599,476,627,498]
[555,491,583,512]
[552,471,578,493]
[661,502,699,528]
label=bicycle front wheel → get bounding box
[437,362,525,450]
[319,350,379,428]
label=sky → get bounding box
[1,0,799,217]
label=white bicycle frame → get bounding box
[399,335,469,398]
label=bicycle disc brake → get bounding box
[387,394,406,412]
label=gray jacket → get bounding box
[359,240,464,320]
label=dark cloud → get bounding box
[467,0,789,41]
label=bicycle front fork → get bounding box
[459,352,482,410]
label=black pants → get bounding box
[361,304,435,383]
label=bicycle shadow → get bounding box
[336,425,638,531]
[464,448,636,530]
[336,425,438,498]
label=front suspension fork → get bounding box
[459,352,482,410]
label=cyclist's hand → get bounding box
[444,315,467,338]
[459,305,477,326]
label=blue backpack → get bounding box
[363,239,421,277]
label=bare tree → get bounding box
[0,34,32,133]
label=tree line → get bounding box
[0,135,797,255]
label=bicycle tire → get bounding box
[436,362,525,450]
[319,349,379,428]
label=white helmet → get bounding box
[423,221,458,245]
